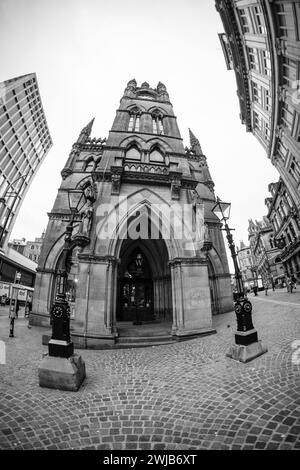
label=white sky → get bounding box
[1,0,278,267]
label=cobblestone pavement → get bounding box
[0,289,300,450]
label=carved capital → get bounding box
[111,166,123,195]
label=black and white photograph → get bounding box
[0,0,300,457]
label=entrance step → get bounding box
[116,334,172,344]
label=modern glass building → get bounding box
[0,73,52,249]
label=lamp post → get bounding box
[248,264,258,295]
[38,189,86,391]
[212,197,267,363]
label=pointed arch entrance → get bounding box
[116,237,172,326]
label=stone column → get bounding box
[170,257,215,338]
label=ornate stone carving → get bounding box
[170,171,182,200]
[111,166,123,195]
[73,179,96,245]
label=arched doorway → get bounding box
[118,248,154,322]
[116,238,172,326]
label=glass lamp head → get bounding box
[212,197,231,222]
[68,190,84,213]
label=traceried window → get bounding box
[289,155,300,182]
[85,159,95,172]
[125,146,141,161]
[128,108,141,132]
[151,111,164,134]
[149,147,164,164]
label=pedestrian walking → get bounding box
[9,303,16,338]
[288,277,295,293]
[264,282,269,296]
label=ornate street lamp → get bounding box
[38,189,86,391]
[48,190,84,358]
[212,197,267,363]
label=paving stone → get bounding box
[1,290,300,450]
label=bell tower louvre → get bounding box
[30,80,233,348]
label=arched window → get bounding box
[126,146,141,161]
[149,147,164,164]
[128,107,141,132]
[85,159,95,172]
[151,110,164,134]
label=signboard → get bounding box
[17,289,27,301]
[0,283,10,298]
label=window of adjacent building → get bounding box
[281,102,294,131]
[285,191,294,207]
[277,141,288,163]
[126,146,141,161]
[248,47,259,71]
[276,3,296,39]
[238,8,250,33]
[252,81,262,104]
[253,5,266,34]
[261,50,271,76]
[289,222,296,239]
[282,57,298,87]
[264,88,271,111]
[253,111,262,132]
[264,121,271,141]
[288,155,300,182]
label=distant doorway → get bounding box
[119,249,153,322]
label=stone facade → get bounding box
[266,178,300,280]
[216,0,300,282]
[237,241,258,290]
[30,80,232,347]
[248,217,283,286]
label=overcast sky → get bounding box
[1,0,278,266]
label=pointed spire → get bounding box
[77,118,95,144]
[188,128,203,155]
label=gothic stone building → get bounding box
[31,80,232,347]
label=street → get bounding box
[0,289,300,450]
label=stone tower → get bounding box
[31,80,232,347]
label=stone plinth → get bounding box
[38,354,86,391]
[226,339,268,363]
